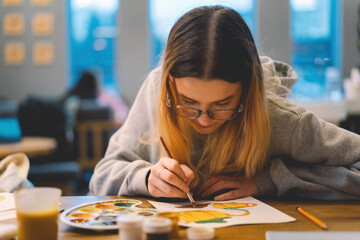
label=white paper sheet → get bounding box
[0,193,16,221]
[0,210,16,221]
[149,196,296,228]
[0,193,15,212]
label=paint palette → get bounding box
[60,199,158,230]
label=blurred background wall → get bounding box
[0,0,359,106]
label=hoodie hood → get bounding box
[260,56,298,97]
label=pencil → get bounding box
[159,137,196,206]
[296,206,328,230]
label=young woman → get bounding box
[90,6,360,200]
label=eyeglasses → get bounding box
[166,95,244,120]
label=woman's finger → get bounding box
[211,179,258,200]
[160,157,188,182]
[158,157,191,193]
[199,176,221,195]
[213,189,248,201]
[201,178,232,198]
[149,175,187,198]
[158,168,190,193]
[180,164,195,184]
[149,158,192,195]
[148,184,166,198]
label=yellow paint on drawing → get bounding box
[178,210,249,223]
[178,210,231,223]
[212,202,257,209]
[0,195,5,201]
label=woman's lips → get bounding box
[194,122,214,129]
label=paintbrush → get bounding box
[159,137,196,206]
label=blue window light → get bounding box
[67,0,119,90]
[290,0,342,102]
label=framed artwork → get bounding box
[31,0,51,6]
[4,42,25,66]
[32,13,53,36]
[3,14,24,36]
[32,41,54,65]
[2,0,22,7]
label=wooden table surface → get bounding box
[1,196,359,240]
[54,196,360,240]
[0,136,56,158]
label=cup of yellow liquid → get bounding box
[14,187,62,240]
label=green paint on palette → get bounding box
[196,217,230,224]
[114,202,134,207]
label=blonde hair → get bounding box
[156,6,271,188]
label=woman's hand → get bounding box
[148,157,194,198]
[199,175,258,201]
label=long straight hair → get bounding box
[157,6,271,187]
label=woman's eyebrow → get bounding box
[213,96,233,103]
[180,94,233,103]
[180,94,198,102]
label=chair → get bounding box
[72,100,116,187]
[74,119,115,171]
[17,96,69,158]
[16,97,81,195]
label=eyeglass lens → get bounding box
[174,106,236,120]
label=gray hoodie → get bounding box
[89,57,360,200]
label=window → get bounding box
[290,0,342,102]
[149,0,256,68]
[67,0,119,89]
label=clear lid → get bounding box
[187,227,215,240]
[142,217,172,234]
[116,215,144,229]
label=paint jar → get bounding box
[156,212,179,237]
[187,227,215,240]
[143,217,172,240]
[117,215,144,240]
[14,187,62,240]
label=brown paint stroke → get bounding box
[175,203,210,208]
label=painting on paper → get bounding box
[149,196,295,228]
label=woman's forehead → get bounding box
[174,77,242,102]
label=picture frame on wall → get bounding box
[31,0,51,7]
[4,42,25,66]
[2,0,22,7]
[3,14,24,36]
[32,13,53,36]
[32,41,54,66]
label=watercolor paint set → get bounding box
[60,199,158,230]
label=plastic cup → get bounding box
[14,187,62,240]
[156,212,179,237]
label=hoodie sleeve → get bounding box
[255,99,360,200]
[89,68,162,196]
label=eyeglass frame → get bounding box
[166,94,244,120]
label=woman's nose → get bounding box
[196,112,212,125]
